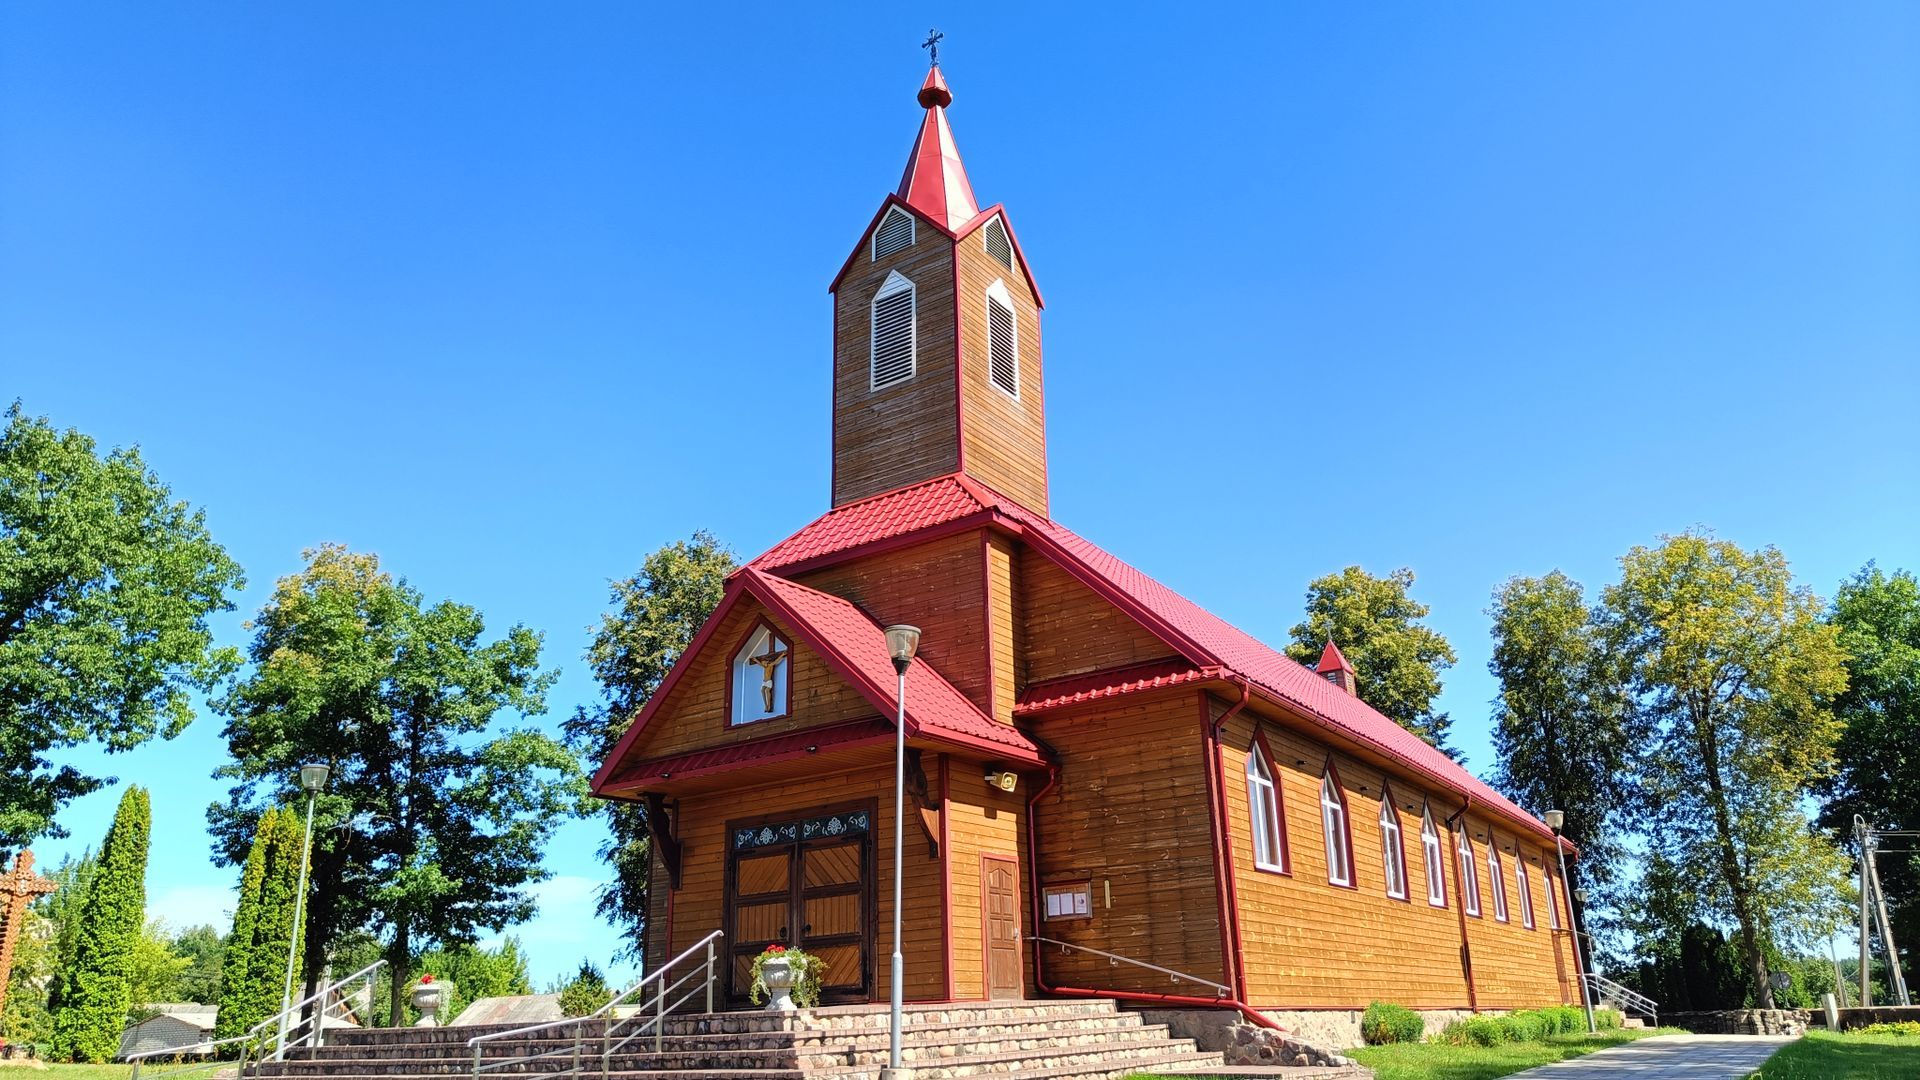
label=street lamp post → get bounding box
[1544,810,1596,1034]
[277,763,330,1059]
[882,625,921,1080]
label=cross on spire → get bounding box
[922,28,944,67]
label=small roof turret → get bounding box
[897,65,979,230]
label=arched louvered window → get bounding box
[1488,843,1510,922]
[872,206,915,261]
[1458,828,1481,916]
[985,278,1018,399]
[1246,744,1287,873]
[1421,803,1447,908]
[982,215,1013,270]
[870,271,917,391]
[1517,857,1535,929]
[1320,766,1352,887]
[1379,793,1408,900]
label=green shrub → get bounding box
[1360,1001,1425,1044]
[1593,1007,1622,1030]
[1531,1005,1584,1035]
[1438,1015,1517,1046]
[1858,1021,1920,1037]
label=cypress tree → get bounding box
[214,807,302,1040]
[50,786,151,1063]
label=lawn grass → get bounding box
[1341,1027,1678,1080]
[0,1064,134,1080]
[1746,1028,1920,1079]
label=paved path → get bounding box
[1505,1033,1795,1078]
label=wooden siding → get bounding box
[1018,549,1179,685]
[1457,818,1581,1008]
[618,599,876,764]
[1217,695,1577,1009]
[833,230,958,506]
[649,762,945,1003]
[796,531,993,717]
[955,227,1047,514]
[985,534,1018,724]
[943,753,1030,1000]
[1029,693,1225,992]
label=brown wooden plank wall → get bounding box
[1028,693,1225,993]
[942,753,1030,999]
[796,531,992,717]
[954,221,1048,514]
[1018,549,1179,686]
[1217,695,1576,1009]
[617,599,877,763]
[984,534,1018,725]
[833,223,958,506]
[1456,818,1581,1008]
[653,762,945,1003]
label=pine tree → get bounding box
[50,786,151,1062]
[214,807,303,1040]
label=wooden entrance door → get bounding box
[724,805,874,1006]
[981,856,1023,1000]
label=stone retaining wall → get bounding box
[1666,1008,1809,1035]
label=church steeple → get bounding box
[827,61,1050,515]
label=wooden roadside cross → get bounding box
[0,850,59,1025]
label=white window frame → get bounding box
[729,622,791,727]
[984,278,1019,400]
[1488,843,1509,922]
[1246,745,1287,873]
[1320,768,1352,888]
[1458,828,1481,916]
[871,206,915,261]
[1379,794,1407,900]
[1518,857,1535,929]
[869,271,917,391]
[1545,866,1562,929]
[1421,803,1447,908]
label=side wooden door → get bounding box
[981,856,1023,1000]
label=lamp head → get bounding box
[299,762,331,793]
[883,625,922,670]
[1544,809,1565,832]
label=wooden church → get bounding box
[590,62,1581,1029]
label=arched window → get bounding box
[1421,803,1447,908]
[1245,745,1287,873]
[872,206,915,260]
[870,271,917,391]
[1488,843,1510,922]
[1379,792,1407,899]
[730,622,790,726]
[1545,867,1562,929]
[985,278,1019,399]
[1320,766,1352,887]
[1517,857,1535,929]
[982,215,1013,270]
[1458,827,1481,916]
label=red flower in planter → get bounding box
[763,944,786,954]
[419,974,435,984]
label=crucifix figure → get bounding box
[749,637,789,712]
[0,850,58,1026]
[922,28,944,68]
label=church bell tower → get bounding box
[828,63,1049,515]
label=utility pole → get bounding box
[1858,815,1873,1007]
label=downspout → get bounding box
[1203,682,1254,1004]
[1025,696,1285,1032]
[1447,795,1479,1013]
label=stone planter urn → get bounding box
[411,982,446,1027]
[759,957,797,1012]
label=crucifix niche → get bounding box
[731,621,792,726]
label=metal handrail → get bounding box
[1026,933,1231,999]
[468,930,723,1080]
[1583,971,1658,1027]
[128,959,385,1080]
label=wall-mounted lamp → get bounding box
[985,768,1019,793]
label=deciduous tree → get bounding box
[170,924,225,1007]
[0,404,244,850]
[1285,565,1459,756]
[561,532,735,960]
[209,546,579,1025]
[1486,571,1639,947]
[1603,531,1849,1008]
[50,785,151,1062]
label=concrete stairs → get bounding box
[251,1000,1232,1080]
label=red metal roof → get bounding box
[1316,639,1355,674]
[897,66,979,231]
[1016,659,1215,717]
[748,473,1562,847]
[607,719,894,790]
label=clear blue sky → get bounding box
[4,4,1915,987]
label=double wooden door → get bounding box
[724,805,873,1005]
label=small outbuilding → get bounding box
[117,1005,218,1060]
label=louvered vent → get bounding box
[988,293,1018,397]
[870,274,916,391]
[983,217,1013,270]
[872,208,915,261]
